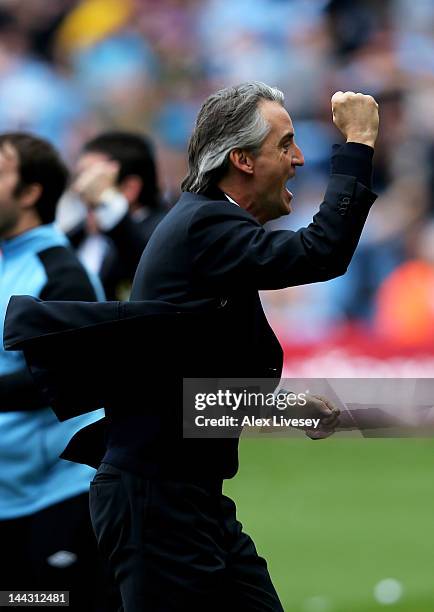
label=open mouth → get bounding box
[282,187,293,212]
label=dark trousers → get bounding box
[0,491,119,611]
[89,463,284,612]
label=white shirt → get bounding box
[224,193,240,207]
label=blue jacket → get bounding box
[0,223,104,519]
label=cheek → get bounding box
[0,180,17,206]
[0,180,9,197]
[0,174,17,192]
[281,152,292,170]
[276,158,290,185]
[255,154,286,189]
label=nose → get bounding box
[292,143,304,167]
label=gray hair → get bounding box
[181,82,284,193]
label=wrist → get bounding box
[346,134,376,149]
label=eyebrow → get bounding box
[278,131,294,146]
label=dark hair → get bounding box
[0,132,69,224]
[82,131,160,208]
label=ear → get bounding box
[119,175,143,204]
[228,149,255,176]
[18,184,43,210]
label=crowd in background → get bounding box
[0,0,433,348]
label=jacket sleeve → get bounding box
[189,145,377,293]
[0,249,101,412]
[0,368,47,411]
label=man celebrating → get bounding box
[86,84,379,611]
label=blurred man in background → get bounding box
[0,132,112,610]
[57,131,168,299]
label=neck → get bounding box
[218,179,267,224]
[1,215,41,240]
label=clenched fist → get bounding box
[280,389,341,440]
[331,91,379,148]
[302,393,340,440]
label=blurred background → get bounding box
[0,0,433,610]
[0,0,433,371]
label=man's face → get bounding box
[251,101,304,222]
[0,143,21,238]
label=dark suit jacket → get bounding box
[4,147,377,478]
[130,171,377,381]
